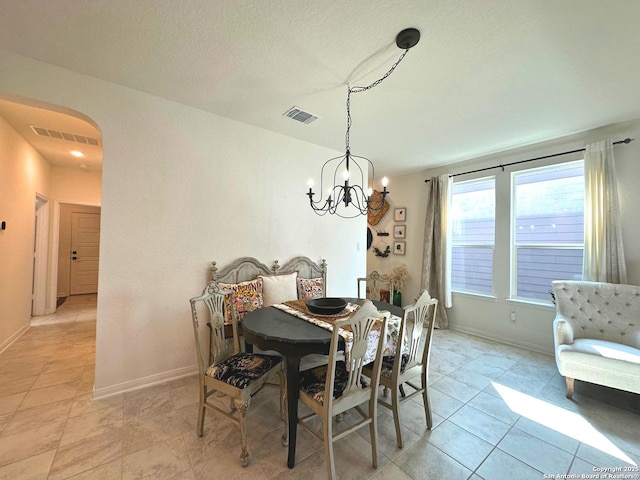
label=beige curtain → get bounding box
[421,174,452,328]
[583,139,627,283]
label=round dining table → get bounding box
[241,298,402,469]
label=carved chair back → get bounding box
[357,270,394,302]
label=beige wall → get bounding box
[0,49,367,398]
[366,178,427,306]
[0,114,51,350]
[381,119,640,354]
[50,165,101,206]
[366,194,416,304]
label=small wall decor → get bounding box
[393,224,406,239]
[394,208,406,222]
[374,245,391,257]
[393,241,406,255]
[367,190,390,225]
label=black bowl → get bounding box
[306,297,348,315]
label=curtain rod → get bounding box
[424,137,635,183]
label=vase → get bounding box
[392,291,402,307]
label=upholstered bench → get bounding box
[209,256,327,337]
[207,256,330,370]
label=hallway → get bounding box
[31,294,98,326]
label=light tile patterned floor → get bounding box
[0,295,638,479]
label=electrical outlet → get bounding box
[510,310,516,323]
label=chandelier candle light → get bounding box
[307,28,420,217]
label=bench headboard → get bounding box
[210,256,327,289]
[277,256,326,280]
[211,257,275,284]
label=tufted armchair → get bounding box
[552,280,640,398]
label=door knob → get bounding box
[71,250,77,260]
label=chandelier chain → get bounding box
[307,27,419,217]
[346,48,410,150]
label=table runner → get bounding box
[272,301,402,365]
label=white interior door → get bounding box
[69,212,100,295]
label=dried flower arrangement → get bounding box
[387,263,409,292]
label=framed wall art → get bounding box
[394,207,406,222]
[393,241,406,255]
[393,224,406,239]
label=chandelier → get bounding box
[306,28,420,218]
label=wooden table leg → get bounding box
[286,355,301,468]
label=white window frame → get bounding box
[450,176,496,296]
[510,160,584,303]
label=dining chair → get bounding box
[189,281,287,466]
[297,300,389,480]
[362,289,438,448]
[357,270,394,302]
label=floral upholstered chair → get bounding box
[297,300,389,480]
[189,281,286,466]
[362,289,438,447]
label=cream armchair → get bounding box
[552,280,640,398]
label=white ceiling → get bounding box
[0,97,103,170]
[1,0,639,176]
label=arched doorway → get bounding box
[0,93,102,319]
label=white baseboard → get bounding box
[0,323,30,354]
[92,328,552,400]
[92,365,197,400]
[448,325,554,356]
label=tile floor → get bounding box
[0,295,638,479]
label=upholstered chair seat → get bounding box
[299,361,350,405]
[367,353,410,380]
[205,352,283,389]
[190,282,286,467]
[297,300,390,480]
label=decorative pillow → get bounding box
[218,278,263,324]
[297,277,325,301]
[259,272,298,307]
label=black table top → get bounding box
[240,297,402,469]
[241,298,402,345]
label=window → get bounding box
[451,177,495,294]
[512,161,584,301]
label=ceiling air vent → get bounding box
[30,125,100,146]
[283,106,318,124]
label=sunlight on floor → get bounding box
[492,382,637,466]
